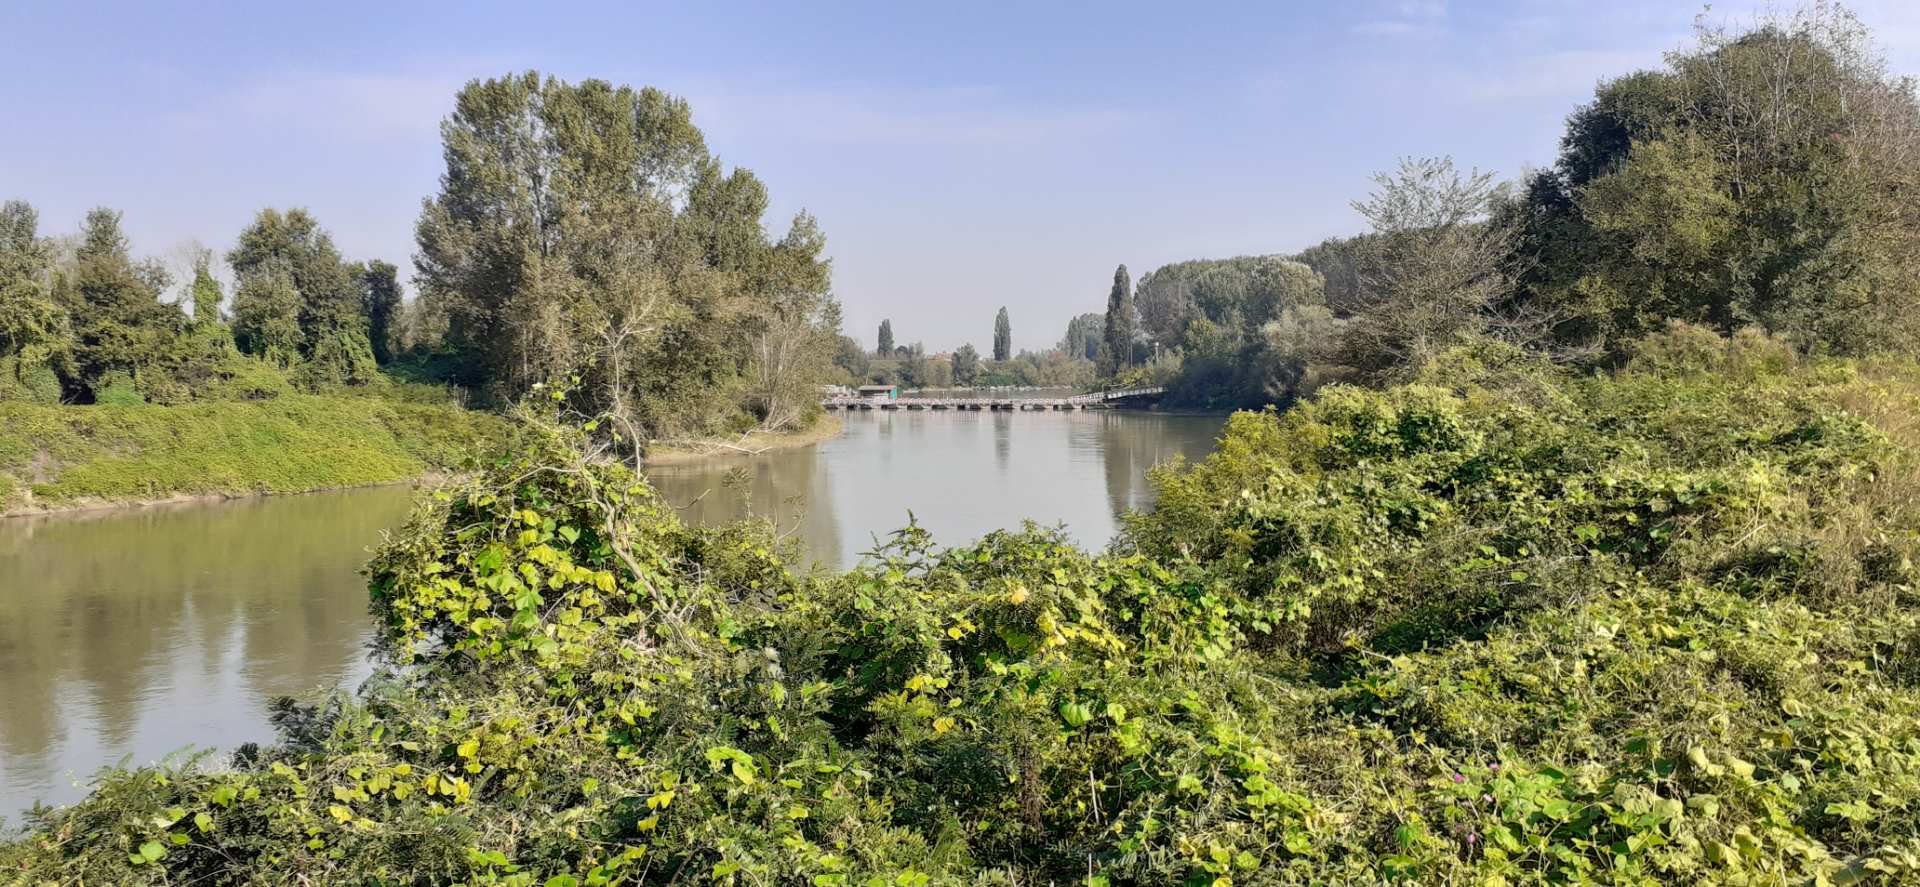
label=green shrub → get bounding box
[5,335,1918,884]
[199,356,295,401]
[0,355,63,404]
[93,371,144,406]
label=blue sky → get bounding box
[6,1,1920,353]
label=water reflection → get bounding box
[0,411,1223,822]
[0,486,419,822]
[645,410,1223,568]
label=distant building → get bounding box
[857,384,898,402]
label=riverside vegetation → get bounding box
[0,72,843,508]
[847,3,1920,409]
[4,327,1919,884]
[1086,5,1920,415]
[9,3,1920,884]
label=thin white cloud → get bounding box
[1457,48,1664,102]
[1352,0,1449,38]
[162,66,497,146]
[234,73,462,142]
[1450,0,1920,104]
[170,69,1144,152]
[687,83,1147,148]
[1352,20,1426,37]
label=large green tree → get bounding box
[992,307,1011,361]
[68,208,178,397]
[744,212,841,429]
[1059,312,1103,362]
[228,208,376,385]
[952,342,981,385]
[0,200,67,381]
[361,260,402,365]
[414,71,834,437]
[1135,256,1288,351]
[1329,157,1514,381]
[877,319,893,356]
[1293,235,1372,316]
[832,335,870,383]
[1162,257,1332,408]
[895,342,928,388]
[229,266,302,367]
[1118,251,1339,409]
[181,248,238,367]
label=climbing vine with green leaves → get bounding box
[5,326,1920,885]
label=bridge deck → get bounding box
[822,387,1164,411]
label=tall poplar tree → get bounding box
[993,307,1011,361]
[1100,264,1134,377]
[877,319,894,356]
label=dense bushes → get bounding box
[1508,6,1920,357]
[1119,256,1339,411]
[5,330,1919,884]
[0,356,60,404]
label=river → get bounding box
[0,409,1222,822]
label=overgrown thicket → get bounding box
[1508,5,1920,355]
[413,72,841,438]
[1105,4,1920,408]
[7,326,1919,884]
[10,5,1920,884]
[0,201,510,506]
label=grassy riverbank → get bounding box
[0,394,508,514]
[642,414,844,465]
